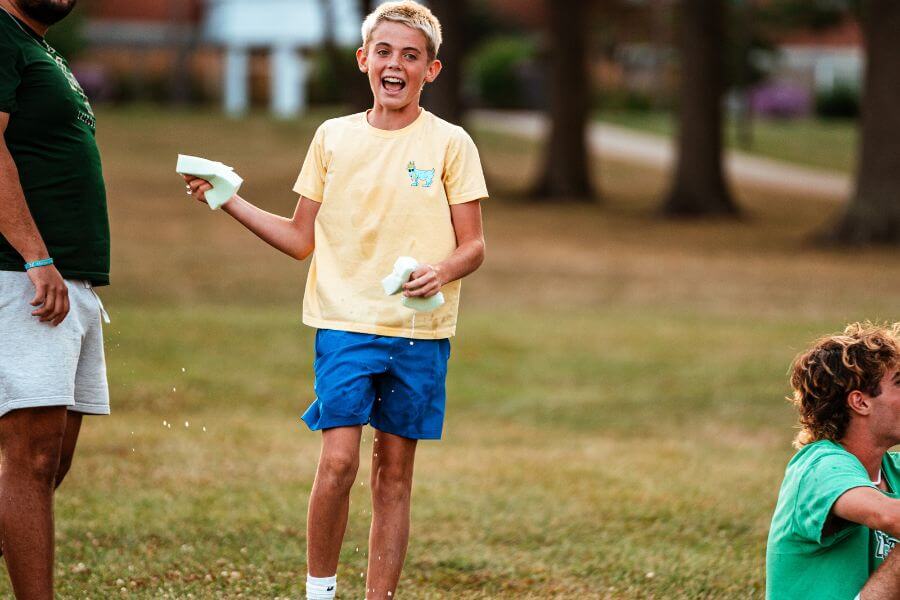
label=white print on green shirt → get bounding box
[874,530,898,559]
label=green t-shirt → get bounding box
[766,440,900,600]
[0,10,109,285]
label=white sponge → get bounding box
[402,292,445,312]
[381,256,419,295]
[176,154,244,210]
[381,256,446,313]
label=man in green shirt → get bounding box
[767,322,900,600]
[0,0,110,597]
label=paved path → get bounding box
[470,110,852,199]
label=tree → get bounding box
[422,0,465,124]
[828,0,900,244]
[168,0,198,106]
[532,0,595,201]
[662,0,737,217]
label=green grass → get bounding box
[596,109,858,174]
[2,106,897,598]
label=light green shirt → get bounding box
[766,440,900,600]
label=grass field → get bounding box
[596,110,858,174]
[5,106,897,598]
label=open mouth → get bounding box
[381,76,406,93]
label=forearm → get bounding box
[435,238,485,286]
[861,546,900,599]
[223,195,313,260]
[0,147,48,263]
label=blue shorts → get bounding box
[301,329,451,440]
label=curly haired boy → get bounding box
[767,322,900,600]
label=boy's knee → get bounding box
[317,452,359,492]
[371,465,412,506]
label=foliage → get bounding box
[769,0,860,29]
[724,3,780,92]
[308,46,361,106]
[45,10,86,59]
[465,35,537,109]
[815,83,860,119]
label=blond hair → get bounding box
[361,1,443,60]
[790,321,900,448]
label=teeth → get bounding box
[384,77,403,83]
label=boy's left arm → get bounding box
[403,199,484,298]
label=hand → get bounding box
[27,264,69,326]
[183,174,212,205]
[403,264,444,298]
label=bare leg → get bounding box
[861,545,900,599]
[0,410,81,563]
[0,407,68,600]
[55,412,83,490]
[306,426,362,577]
[365,430,417,599]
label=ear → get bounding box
[356,46,368,73]
[847,390,872,416]
[424,59,442,84]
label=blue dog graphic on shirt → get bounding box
[406,161,435,188]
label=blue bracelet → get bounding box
[24,257,53,270]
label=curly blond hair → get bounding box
[790,321,900,448]
[361,1,443,60]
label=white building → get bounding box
[203,0,362,117]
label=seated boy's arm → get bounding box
[832,486,900,538]
[404,199,485,298]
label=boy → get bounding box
[183,2,487,598]
[766,322,900,600]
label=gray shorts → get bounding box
[0,271,110,418]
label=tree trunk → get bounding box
[348,0,379,112]
[827,0,900,244]
[662,0,737,217]
[168,0,197,106]
[532,0,595,201]
[422,0,465,124]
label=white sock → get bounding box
[307,574,337,600]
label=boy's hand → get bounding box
[183,174,212,205]
[403,264,443,298]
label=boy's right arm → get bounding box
[833,486,900,539]
[185,175,318,260]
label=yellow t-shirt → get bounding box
[293,109,488,339]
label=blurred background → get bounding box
[17,0,899,598]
